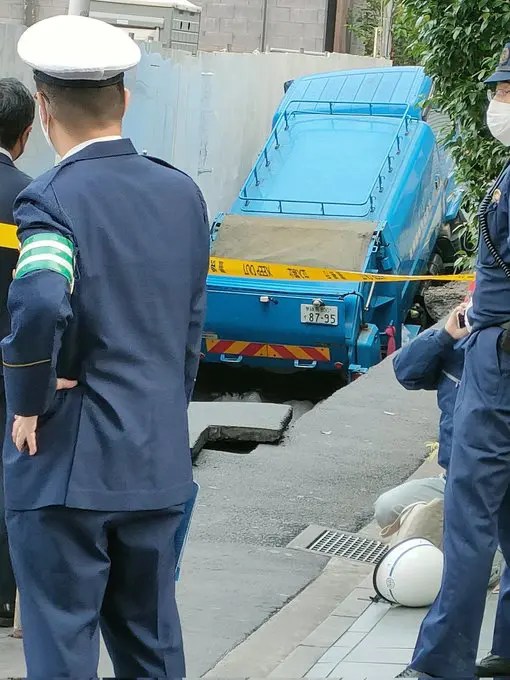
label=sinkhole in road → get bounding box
[192,364,345,454]
[206,440,259,454]
[194,364,345,405]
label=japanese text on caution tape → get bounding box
[209,256,475,283]
[0,224,475,283]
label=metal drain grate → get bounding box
[306,530,388,564]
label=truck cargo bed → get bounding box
[211,215,377,272]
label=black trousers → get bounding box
[0,386,15,614]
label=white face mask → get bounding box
[487,99,510,146]
[38,98,61,164]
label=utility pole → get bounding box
[68,0,90,16]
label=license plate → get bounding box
[300,305,338,326]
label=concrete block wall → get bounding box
[194,0,328,53]
[0,0,69,24]
[0,0,25,23]
[0,0,328,53]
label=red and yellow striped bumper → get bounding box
[205,339,330,362]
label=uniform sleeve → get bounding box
[184,189,209,404]
[392,327,455,391]
[1,182,75,416]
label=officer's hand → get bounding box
[445,304,469,340]
[56,378,78,391]
[12,379,77,455]
[12,415,38,455]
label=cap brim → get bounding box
[485,71,510,83]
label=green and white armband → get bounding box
[15,233,75,290]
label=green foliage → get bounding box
[399,0,510,266]
[389,1,421,65]
[350,0,510,267]
[348,0,419,65]
[348,0,382,57]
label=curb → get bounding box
[205,556,373,679]
[206,455,442,678]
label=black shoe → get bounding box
[476,653,510,676]
[396,669,437,678]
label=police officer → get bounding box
[4,15,209,680]
[0,78,33,628]
[398,44,510,679]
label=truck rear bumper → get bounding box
[202,337,339,372]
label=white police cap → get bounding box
[17,15,141,88]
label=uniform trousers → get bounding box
[411,327,510,676]
[7,504,185,680]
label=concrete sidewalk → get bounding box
[208,558,498,680]
[267,577,497,679]
[208,456,498,680]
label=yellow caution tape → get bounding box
[0,223,19,251]
[0,225,474,282]
[209,256,475,283]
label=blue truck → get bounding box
[203,66,464,380]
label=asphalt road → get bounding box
[178,355,439,677]
[0,355,439,678]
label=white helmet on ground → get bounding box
[373,537,444,607]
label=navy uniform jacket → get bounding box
[469,165,510,330]
[0,155,31,345]
[393,328,466,471]
[1,139,209,511]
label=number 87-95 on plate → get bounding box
[300,304,338,326]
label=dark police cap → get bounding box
[486,42,510,83]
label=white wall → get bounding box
[0,23,390,219]
[123,46,389,218]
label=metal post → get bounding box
[381,0,394,59]
[373,26,379,58]
[261,0,269,52]
[68,0,90,16]
[24,0,37,27]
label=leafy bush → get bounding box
[399,0,510,264]
[349,0,419,64]
[350,0,510,266]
